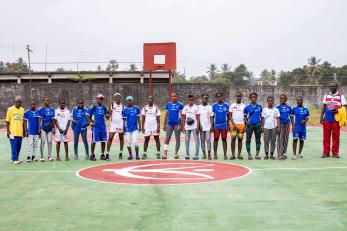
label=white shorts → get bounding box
[144,129,160,137]
[110,124,124,134]
[126,130,139,147]
[55,132,69,142]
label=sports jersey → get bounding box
[71,107,89,132]
[323,92,346,122]
[165,102,184,126]
[198,104,212,131]
[141,104,160,131]
[276,104,291,124]
[54,108,71,131]
[24,109,39,135]
[182,104,199,130]
[291,106,310,132]
[87,104,109,130]
[229,103,246,125]
[123,106,141,132]
[6,106,25,137]
[244,104,262,125]
[212,102,229,130]
[38,107,55,132]
[262,107,280,129]
[111,102,124,129]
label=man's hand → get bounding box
[300,120,306,125]
[38,129,41,138]
[7,130,10,139]
[59,128,64,134]
[63,129,68,136]
[71,119,77,124]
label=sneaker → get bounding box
[174,155,179,159]
[270,155,275,160]
[40,158,45,162]
[142,154,148,160]
[27,156,32,162]
[237,155,244,160]
[74,155,78,160]
[333,155,340,158]
[128,156,133,160]
[135,155,140,160]
[56,157,61,161]
[48,157,54,162]
[292,155,297,160]
[321,154,328,158]
[202,154,207,159]
[85,154,89,160]
[65,157,70,161]
[192,156,199,160]
[185,156,190,160]
[264,155,269,160]
[100,154,106,160]
[156,153,161,159]
[105,154,110,161]
[119,153,123,159]
[89,154,96,161]
[298,154,304,158]
[14,160,22,165]
[31,155,36,161]
[229,155,236,160]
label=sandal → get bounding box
[174,154,179,159]
[229,156,236,160]
[270,155,275,160]
[162,155,168,160]
[248,155,253,160]
[237,155,244,160]
[264,155,269,160]
[255,156,261,160]
[292,155,297,160]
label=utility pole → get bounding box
[44,42,48,72]
[26,45,33,98]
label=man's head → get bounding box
[236,91,242,103]
[113,93,121,103]
[77,99,84,108]
[187,95,194,105]
[202,94,209,105]
[96,94,104,105]
[29,100,36,110]
[249,92,257,103]
[14,96,22,108]
[267,96,274,107]
[280,94,287,104]
[126,96,133,107]
[148,95,154,105]
[216,92,223,103]
[170,92,177,102]
[43,97,51,107]
[297,96,303,106]
[329,82,338,93]
[59,99,66,109]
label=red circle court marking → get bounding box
[76,160,251,185]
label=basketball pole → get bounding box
[149,70,153,96]
[168,69,172,99]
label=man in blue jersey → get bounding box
[38,97,55,162]
[86,94,110,161]
[276,94,291,160]
[291,96,310,159]
[163,92,184,159]
[122,96,141,160]
[244,92,263,160]
[71,99,90,160]
[24,100,40,162]
[211,92,229,160]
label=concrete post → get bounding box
[17,77,21,84]
[140,77,144,84]
[109,77,113,83]
[48,77,52,83]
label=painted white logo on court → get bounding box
[103,163,215,180]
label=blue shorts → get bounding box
[92,127,107,142]
[293,131,306,141]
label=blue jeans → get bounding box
[73,129,89,157]
[185,129,200,157]
[10,136,22,161]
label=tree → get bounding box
[207,64,219,80]
[172,71,187,83]
[336,65,347,85]
[106,60,119,71]
[232,64,252,85]
[188,75,209,83]
[318,61,335,85]
[128,64,138,71]
[97,65,103,71]
[306,56,321,85]
[220,63,231,73]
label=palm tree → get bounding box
[306,56,321,85]
[220,63,231,73]
[207,63,219,80]
[106,60,119,71]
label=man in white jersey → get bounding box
[106,93,125,159]
[54,99,71,161]
[198,94,213,160]
[229,91,246,160]
[141,95,161,159]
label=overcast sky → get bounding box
[0,0,346,77]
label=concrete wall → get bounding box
[1,83,345,118]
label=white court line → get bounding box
[1,166,347,173]
[253,166,347,171]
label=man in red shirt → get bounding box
[320,83,346,158]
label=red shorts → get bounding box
[214,129,228,139]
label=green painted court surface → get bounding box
[1,127,347,231]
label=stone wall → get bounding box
[0,83,345,118]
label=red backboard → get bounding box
[143,42,176,71]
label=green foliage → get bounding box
[336,65,347,85]
[0,58,30,73]
[106,60,119,71]
[67,75,97,82]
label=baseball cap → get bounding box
[126,96,133,101]
[96,94,104,99]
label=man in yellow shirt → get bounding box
[6,96,25,164]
